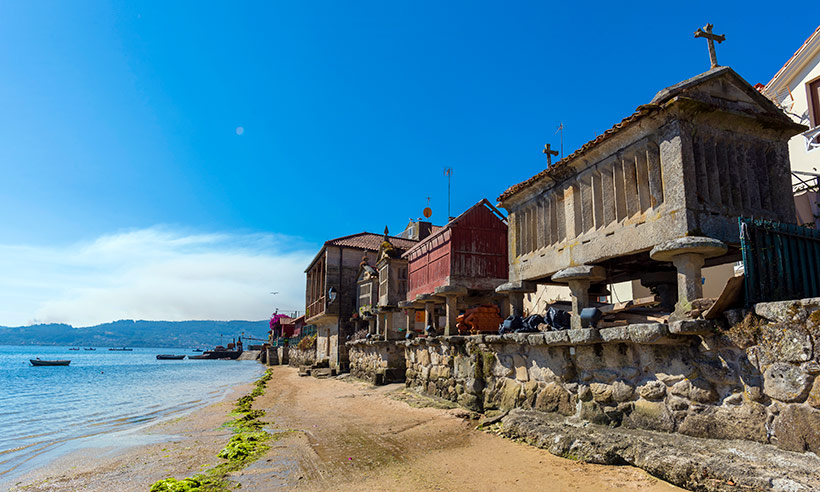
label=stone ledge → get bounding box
[347,339,405,348]
[669,319,720,335]
[502,409,820,492]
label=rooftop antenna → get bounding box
[444,167,453,219]
[423,196,432,219]
[555,123,564,159]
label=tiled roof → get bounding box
[497,104,660,202]
[765,25,820,89]
[497,66,780,204]
[325,232,418,251]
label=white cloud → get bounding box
[0,227,314,327]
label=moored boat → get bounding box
[156,354,186,360]
[108,347,133,351]
[30,359,71,366]
[84,347,96,351]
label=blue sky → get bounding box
[0,1,815,325]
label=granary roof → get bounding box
[324,232,419,251]
[306,232,421,273]
[402,199,506,258]
[497,67,794,204]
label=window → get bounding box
[810,77,820,128]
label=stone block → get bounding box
[620,366,640,381]
[499,378,522,410]
[688,378,718,403]
[638,380,666,400]
[600,326,629,342]
[754,298,820,323]
[774,405,820,454]
[763,363,812,402]
[670,379,691,397]
[678,403,768,443]
[568,328,601,345]
[629,323,673,344]
[592,369,618,383]
[611,380,635,402]
[669,319,719,335]
[527,334,545,345]
[513,354,529,382]
[757,323,813,363]
[623,399,675,432]
[809,377,820,409]
[484,335,502,344]
[542,330,570,345]
[590,382,613,404]
[534,382,576,415]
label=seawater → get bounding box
[0,345,264,485]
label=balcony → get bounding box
[306,296,326,321]
[803,126,820,152]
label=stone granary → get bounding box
[353,230,416,340]
[304,231,419,372]
[496,67,807,326]
[400,199,509,336]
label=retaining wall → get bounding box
[347,339,406,385]
[404,297,820,454]
[288,346,316,368]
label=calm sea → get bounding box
[0,345,264,486]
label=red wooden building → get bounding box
[401,199,508,335]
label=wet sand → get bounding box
[11,367,685,491]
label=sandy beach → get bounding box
[11,366,684,491]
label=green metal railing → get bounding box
[739,217,820,305]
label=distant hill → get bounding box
[0,320,270,348]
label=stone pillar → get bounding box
[434,285,468,336]
[650,236,727,314]
[552,266,606,330]
[509,292,525,317]
[425,303,435,330]
[495,281,537,319]
[383,312,393,341]
[405,307,416,335]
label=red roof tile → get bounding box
[325,232,418,251]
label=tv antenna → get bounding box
[555,123,565,159]
[444,167,453,219]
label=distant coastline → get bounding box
[0,319,269,349]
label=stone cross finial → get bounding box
[543,143,559,167]
[694,23,726,69]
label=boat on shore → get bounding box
[187,339,243,360]
[108,347,133,351]
[30,359,71,366]
[156,354,186,360]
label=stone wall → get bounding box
[288,346,316,368]
[348,340,406,385]
[404,298,820,454]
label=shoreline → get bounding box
[10,366,686,492]
[7,377,258,492]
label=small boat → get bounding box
[156,354,186,360]
[69,347,80,351]
[84,347,96,351]
[192,349,203,352]
[188,354,211,360]
[108,347,133,351]
[30,359,71,366]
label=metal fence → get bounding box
[739,217,820,305]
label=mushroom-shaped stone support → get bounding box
[551,265,606,329]
[649,236,727,312]
[434,285,468,336]
[496,281,537,318]
[415,293,441,333]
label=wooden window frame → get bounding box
[808,75,820,129]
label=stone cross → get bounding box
[694,23,725,69]
[543,143,559,167]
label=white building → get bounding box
[762,26,820,174]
